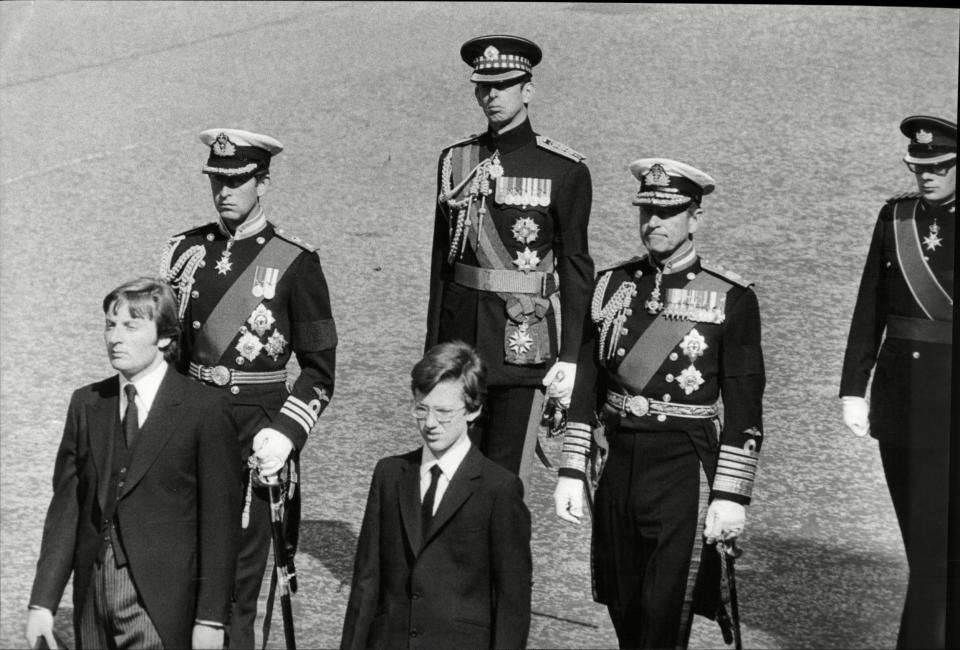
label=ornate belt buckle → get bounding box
[624,395,650,417]
[209,365,231,386]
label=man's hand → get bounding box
[704,499,746,544]
[251,427,294,476]
[841,396,869,437]
[554,476,585,524]
[192,623,224,649]
[542,361,577,407]
[25,606,56,649]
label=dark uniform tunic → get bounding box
[161,215,337,649]
[425,118,592,473]
[840,194,954,649]
[563,243,765,649]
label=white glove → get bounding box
[25,606,57,649]
[841,396,869,437]
[704,499,746,544]
[192,624,225,649]
[553,476,585,524]
[251,427,294,476]
[542,361,577,407]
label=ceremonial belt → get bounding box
[194,236,301,365]
[606,389,720,421]
[893,199,953,320]
[454,262,558,296]
[886,315,952,344]
[189,362,287,387]
[616,272,732,395]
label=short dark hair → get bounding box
[102,277,181,362]
[411,341,486,413]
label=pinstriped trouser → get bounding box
[79,543,164,650]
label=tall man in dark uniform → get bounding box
[840,115,955,650]
[554,159,765,649]
[426,35,593,483]
[160,129,337,648]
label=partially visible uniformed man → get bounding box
[554,159,766,649]
[840,115,955,650]
[160,129,337,649]
[425,35,593,484]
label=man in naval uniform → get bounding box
[553,159,765,649]
[425,34,593,484]
[160,129,337,648]
[840,115,955,650]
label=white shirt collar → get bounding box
[420,432,472,481]
[119,361,168,418]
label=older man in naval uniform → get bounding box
[426,35,593,486]
[554,158,766,649]
[160,129,337,648]
[840,115,955,649]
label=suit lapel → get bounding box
[422,445,483,549]
[121,368,183,498]
[89,379,120,511]
[398,455,424,555]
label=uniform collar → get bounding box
[650,239,698,274]
[488,118,535,154]
[217,207,269,241]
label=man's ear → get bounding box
[522,81,535,104]
[256,175,271,198]
[466,406,482,423]
[687,207,703,236]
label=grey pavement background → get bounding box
[1,3,958,648]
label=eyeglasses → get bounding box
[905,160,956,175]
[411,403,466,424]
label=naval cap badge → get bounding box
[212,132,236,157]
[484,45,500,60]
[644,163,671,188]
[915,129,934,144]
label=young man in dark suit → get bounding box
[341,341,532,650]
[25,277,241,650]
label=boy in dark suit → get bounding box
[341,341,532,650]
[25,277,241,649]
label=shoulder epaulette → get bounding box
[536,135,586,163]
[273,226,317,252]
[598,254,647,275]
[171,221,216,239]
[702,262,752,289]
[886,190,922,204]
[442,133,482,152]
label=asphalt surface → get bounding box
[1,3,958,649]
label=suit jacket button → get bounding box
[657,414,667,422]
[616,348,626,357]
[409,630,419,638]
[411,592,421,600]
[230,386,240,395]
[912,351,920,359]
[192,321,201,329]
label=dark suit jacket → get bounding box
[341,444,532,650]
[29,366,242,649]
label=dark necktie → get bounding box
[421,465,442,537]
[123,384,139,448]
